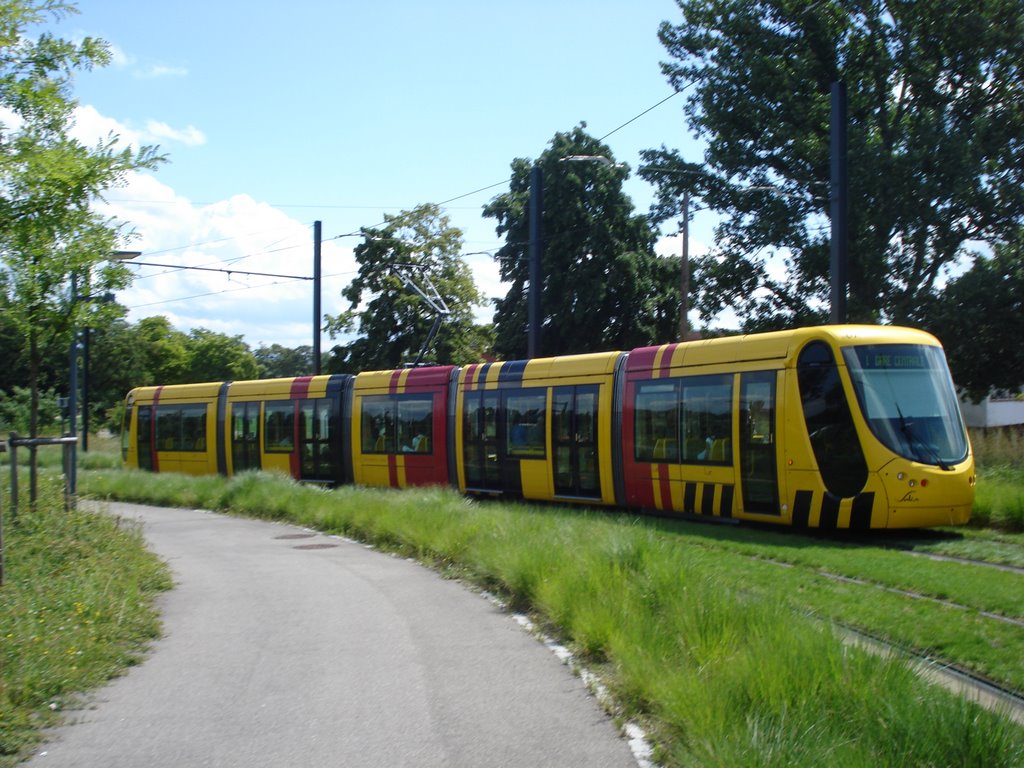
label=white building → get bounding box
[959,391,1024,429]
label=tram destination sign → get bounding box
[856,348,927,370]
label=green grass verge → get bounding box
[0,478,172,767]
[80,468,1024,767]
[973,465,1024,532]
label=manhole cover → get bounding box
[274,533,316,540]
[293,543,339,550]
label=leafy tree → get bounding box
[135,316,190,383]
[254,343,313,378]
[183,328,259,383]
[0,385,61,434]
[484,125,680,359]
[917,236,1024,402]
[325,203,486,371]
[644,0,1024,330]
[84,315,152,428]
[0,1,162,493]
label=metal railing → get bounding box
[1,433,79,587]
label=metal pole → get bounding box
[10,434,18,521]
[68,274,78,498]
[830,81,848,324]
[679,190,690,342]
[313,220,322,375]
[82,327,90,452]
[1,439,6,586]
[527,164,543,359]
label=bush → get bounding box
[0,387,64,436]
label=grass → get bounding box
[80,467,1024,767]
[0,475,172,767]
[970,427,1024,531]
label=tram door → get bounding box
[137,405,153,471]
[463,390,501,491]
[299,398,336,483]
[552,385,601,499]
[739,371,779,514]
[231,401,261,473]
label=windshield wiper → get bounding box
[895,403,951,471]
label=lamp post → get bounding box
[70,250,140,480]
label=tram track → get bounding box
[836,623,1024,726]
[815,569,1024,628]
[899,548,1024,576]
[664,530,1024,723]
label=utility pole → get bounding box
[830,81,848,324]
[313,220,322,374]
[679,190,690,342]
[527,165,543,359]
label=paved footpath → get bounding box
[29,502,639,768]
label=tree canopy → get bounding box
[643,0,1024,331]
[0,0,163,443]
[484,125,680,359]
[325,203,489,372]
[254,343,314,379]
[917,234,1024,402]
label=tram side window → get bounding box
[361,395,433,454]
[680,374,733,464]
[506,390,546,458]
[154,403,208,451]
[264,401,295,453]
[634,375,732,464]
[634,382,679,462]
[398,398,432,453]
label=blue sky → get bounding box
[61,0,712,349]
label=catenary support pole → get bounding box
[527,165,543,359]
[679,190,690,341]
[830,81,848,324]
[313,220,322,375]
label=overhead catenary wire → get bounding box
[105,90,690,261]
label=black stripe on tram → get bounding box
[820,493,841,529]
[850,492,875,529]
[792,490,813,527]
[683,482,697,514]
[701,483,716,515]
[719,484,734,518]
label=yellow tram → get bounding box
[122,325,975,529]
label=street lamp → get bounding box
[69,249,140,491]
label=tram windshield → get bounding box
[842,344,968,468]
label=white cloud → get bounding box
[134,64,189,79]
[71,105,205,149]
[97,173,359,348]
[100,40,186,79]
[145,120,206,146]
[106,42,132,68]
[71,104,143,148]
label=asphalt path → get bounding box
[29,502,639,768]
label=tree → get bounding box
[325,203,487,371]
[644,0,1024,330]
[183,328,259,383]
[484,125,680,359]
[0,1,162,492]
[916,235,1024,402]
[133,316,190,383]
[254,343,313,379]
[85,314,153,428]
